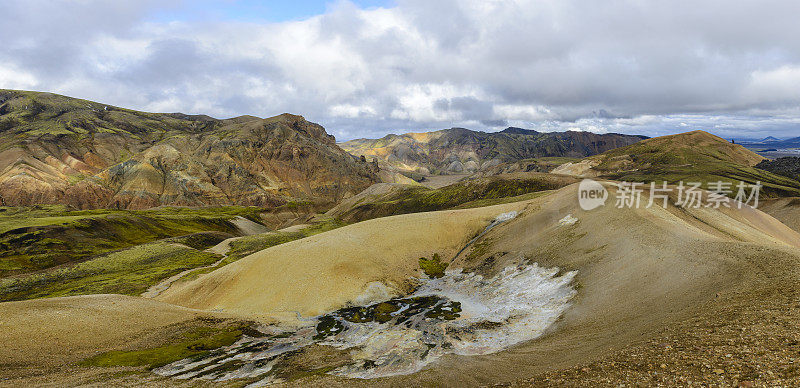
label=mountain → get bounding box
[339,127,647,175]
[552,130,800,197]
[739,136,800,148]
[0,90,378,209]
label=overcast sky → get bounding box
[2,0,800,141]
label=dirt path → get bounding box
[141,224,312,299]
[231,216,271,235]
[140,255,228,299]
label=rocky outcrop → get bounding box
[0,90,378,209]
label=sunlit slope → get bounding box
[156,181,800,386]
[157,201,529,320]
[399,183,800,387]
[160,181,799,323]
[0,295,203,371]
[760,197,800,233]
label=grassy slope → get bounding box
[0,242,222,301]
[591,131,800,197]
[0,89,217,144]
[331,173,578,223]
[1,173,574,302]
[0,205,263,277]
[79,324,245,369]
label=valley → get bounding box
[2,93,800,387]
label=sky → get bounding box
[2,0,800,141]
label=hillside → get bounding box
[0,90,378,209]
[3,183,800,385]
[324,172,578,223]
[152,183,800,385]
[756,157,800,181]
[340,127,646,175]
[553,130,800,197]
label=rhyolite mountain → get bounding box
[340,127,647,175]
[0,90,378,209]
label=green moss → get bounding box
[339,175,572,223]
[0,206,267,278]
[80,326,243,369]
[166,232,232,250]
[313,316,345,340]
[0,242,222,301]
[465,238,493,261]
[419,253,447,279]
[455,190,553,209]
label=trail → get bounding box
[141,223,311,299]
[141,254,227,299]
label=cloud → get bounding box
[2,0,800,140]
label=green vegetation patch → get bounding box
[166,231,233,250]
[604,162,800,198]
[419,253,447,279]
[454,190,553,209]
[339,175,573,223]
[0,205,265,277]
[0,242,221,301]
[80,325,244,369]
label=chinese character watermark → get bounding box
[577,179,762,210]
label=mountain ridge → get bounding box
[340,127,647,175]
[0,89,378,209]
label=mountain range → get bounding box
[340,127,647,175]
[0,90,378,209]
[739,136,800,148]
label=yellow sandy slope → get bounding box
[0,295,204,370]
[760,197,800,233]
[158,201,529,320]
[4,183,800,386]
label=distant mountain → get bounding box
[552,130,800,197]
[0,90,378,209]
[739,136,800,148]
[340,127,647,175]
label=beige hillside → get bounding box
[150,182,800,386]
[4,182,800,386]
[157,201,529,320]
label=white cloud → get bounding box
[744,65,800,105]
[2,0,800,139]
[0,65,38,90]
[329,103,377,118]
